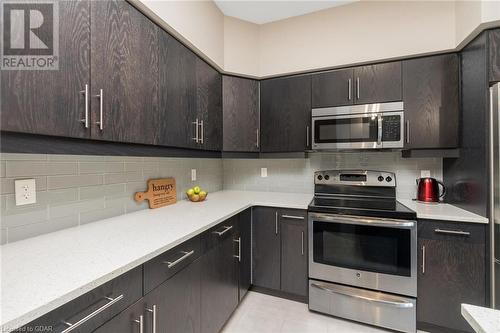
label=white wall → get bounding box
[223,16,260,77]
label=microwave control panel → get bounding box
[382,115,401,142]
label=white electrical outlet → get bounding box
[15,179,36,206]
[191,169,197,181]
[261,168,268,178]
[420,170,431,178]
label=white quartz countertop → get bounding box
[462,304,500,333]
[399,199,489,224]
[0,190,312,331]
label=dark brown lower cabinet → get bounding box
[252,207,308,299]
[200,228,239,333]
[238,209,252,301]
[280,210,308,297]
[93,298,146,333]
[417,219,486,333]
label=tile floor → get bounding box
[221,291,424,333]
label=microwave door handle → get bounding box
[377,114,383,146]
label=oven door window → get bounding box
[313,221,411,277]
[314,116,378,143]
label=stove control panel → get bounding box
[314,170,396,187]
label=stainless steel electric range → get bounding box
[308,170,417,333]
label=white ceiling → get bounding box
[214,1,357,25]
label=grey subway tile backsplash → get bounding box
[0,154,223,244]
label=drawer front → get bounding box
[202,216,238,253]
[143,235,201,294]
[309,279,416,333]
[279,208,307,224]
[417,219,486,244]
[19,266,142,333]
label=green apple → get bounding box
[186,188,194,196]
[193,186,201,194]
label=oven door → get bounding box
[308,212,417,297]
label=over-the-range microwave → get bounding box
[311,101,404,150]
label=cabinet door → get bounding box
[280,210,308,297]
[93,298,146,333]
[260,75,311,152]
[200,233,239,333]
[90,0,159,144]
[158,31,198,149]
[353,62,402,104]
[196,58,222,151]
[490,29,500,83]
[146,259,201,333]
[252,207,281,290]
[1,0,90,139]
[403,54,459,149]
[222,76,260,152]
[238,209,252,300]
[417,221,486,332]
[312,68,354,108]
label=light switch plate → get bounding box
[191,169,197,181]
[15,179,36,206]
[420,170,431,178]
[261,168,268,178]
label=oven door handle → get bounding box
[309,213,415,228]
[310,283,414,309]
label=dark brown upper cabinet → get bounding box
[490,29,500,83]
[403,54,459,149]
[312,68,354,108]
[157,31,198,149]
[1,0,91,139]
[90,0,159,145]
[353,62,402,104]
[260,75,311,152]
[222,76,260,152]
[196,58,222,151]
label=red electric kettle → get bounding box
[416,177,446,203]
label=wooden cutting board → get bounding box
[134,178,177,209]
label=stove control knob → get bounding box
[324,175,330,180]
[317,175,323,181]
[378,176,384,182]
[386,176,393,182]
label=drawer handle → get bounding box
[60,294,124,332]
[213,225,233,236]
[434,228,471,236]
[310,283,413,309]
[133,315,144,333]
[281,214,305,220]
[163,250,195,268]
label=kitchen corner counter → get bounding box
[399,199,489,224]
[0,190,312,331]
[461,304,500,333]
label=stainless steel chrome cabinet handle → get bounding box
[133,315,144,333]
[306,126,310,147]
[213,225,233,236]
[356,77,360,99]
[301,231,304,255]
[348,79,352,101]
[80,84,89,128]
[377,114,382,145]
[95,89,104,130]
[405,120,410,144]
[60,294,124,333]
[234,237,241,262]
[192,119,199,143]
[422,245,426,274]
[163,250,194,268]
[146,305,157,333]
[434,228,471,236]
[256,128,259,148]
[281,214,305,220]
[310,283,414,308]
[199,120,204,144]
[275,211,278,235]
